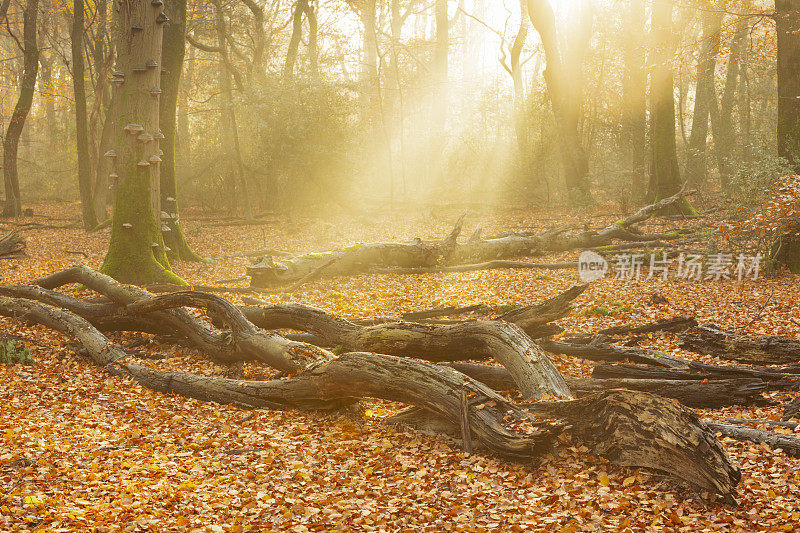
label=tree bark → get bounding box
[710,16,748,189]
[647,0,694,214]
[684,12,722,187]
[159,0,202,261]
[622,0,647,198]
[72,0,101,230]
[679,324,800,365]
[525,0,592,202]
[2,0,39,218]
[99,0,183,285]
[777,0,800,172]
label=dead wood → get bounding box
[704,422,800,458]
[539,339,690,367]
[679,324,800,365]
[784,396,800,421]
[525,390,741,502]
[0,231,26,259]
[247,215,466,287]
[247,193,693,287]
[442,362,771,408]
[0,295,561,460]
[29,266,332,371]
[233,301,571,398]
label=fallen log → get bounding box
[247,215,466,287]
[704,422,800,458]
[680,324,800,365]
[443,362,771,408]
[525,390,741,502]
[539,339,690,367]
[25,266,572,398]
[0,295,560,459]
[724,418,799,430]
[593,362,800,385]
[784,396,800,421]
[230,302,571,398]
[0,276,741,500]
[0,231,26,260]
[247,192,694,287]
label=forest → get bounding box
[1,0,800,530]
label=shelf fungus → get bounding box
[137,132,154,143]
[109,172,119,180]
[137,160,151,168]
[133,64,147,73]
[161,225,171,232]
[149,155,162,164]
[122,223,133,229]
[146,59,158,69]
[132,23,143,31]
[156,12,169,24]
[104,149,118,159]
[153,131,165,140]
[150,87,162,96]
[124,124,145,134]
[151,242,160,248]
[151,0,163,5]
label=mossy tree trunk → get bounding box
[158,0,203,261]
[1,0,38,218]
[100,0,184,285]
[775,0,800,272]
[71,0,101,230]
[647,0,696,215]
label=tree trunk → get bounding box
[283,0,307,78]
[159,0,202,261]
[99,0,183,285]
[2,0,38,218]
[647,0,695,214]
[622,0,647,199]
[679,324,800,365]
[432,0,448,133]
[525,0,592,202]
[684,12,722,187]
[72,0,101,230]
[710,16,748,189]
[774,1,800,272]
[776,0,800,172]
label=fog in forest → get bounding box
[0,0,784,218]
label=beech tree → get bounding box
[99,0,183,284]
[71,0,101,230]
[647,0,695,213]
[774,0,800,271]
[526,0,592,203]
[1,0,38,218]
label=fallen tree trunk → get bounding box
[25,266,572,398]
[704,422,800,458]
[229,302,571,398]
[0,270,741,500]
[240,284,586,341]
[525,390,741,502]
[680,324,800,365]
[539,339,690,367]
[247,215,466,287]
[784,396,800,421]
[247,192,694,287]
[0,295,560,459]
[0,231,25,259]
[593,362,800,385]
[443,362,771,408]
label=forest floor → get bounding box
[1,202,799,532]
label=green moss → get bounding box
[100,154,186,286]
